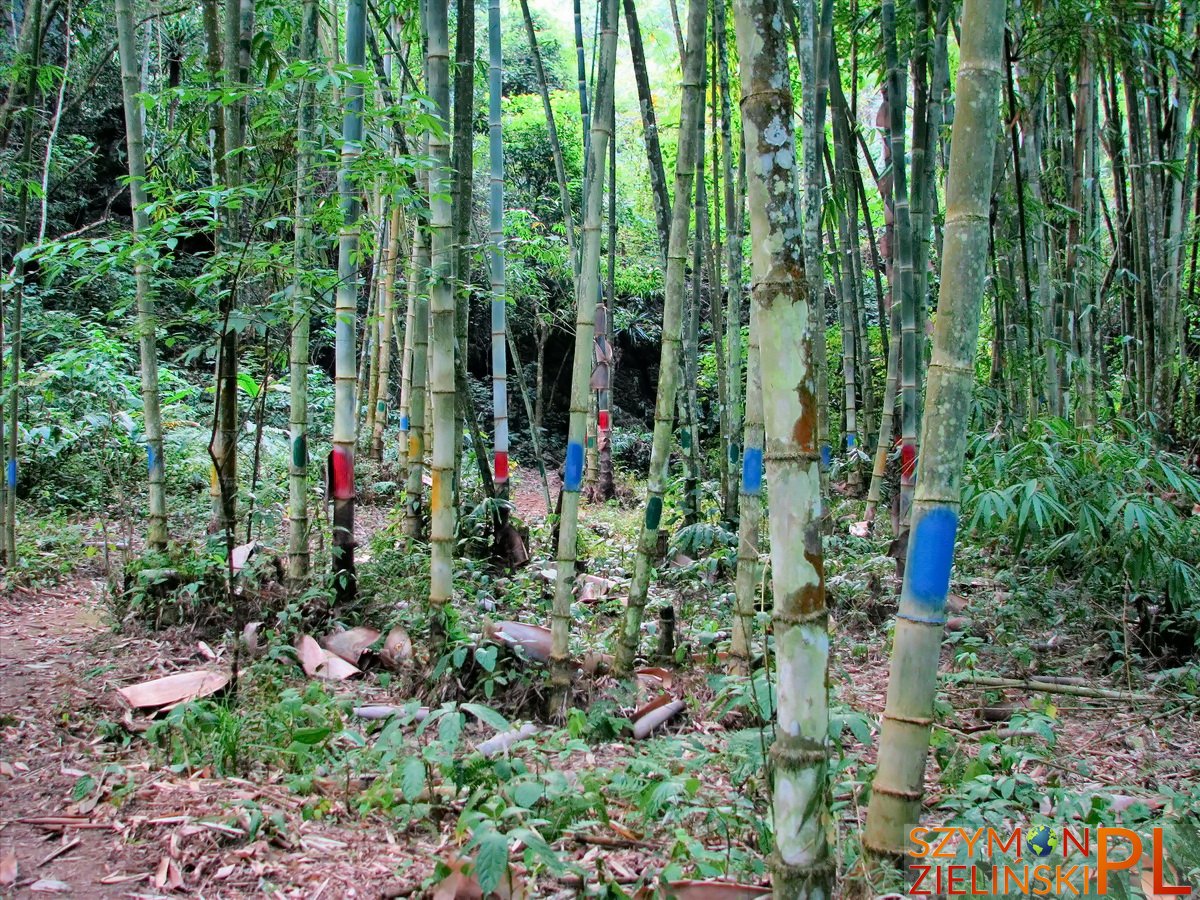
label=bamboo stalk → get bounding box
[428,0,455,634]
[613,0,706,677]
[488,0,509,499]
[864,0,1006,855]
[331,0,366,604]
[736,0,833,887]
[115,0,168,551]
[549,0,618,705]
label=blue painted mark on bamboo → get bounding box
[821,444,831,468]
[564,441,584,491]
[907,507,959,609]
[399,416,410,432]
[646,496,662,530]
[6,459,15,488]
[147,444,158,475]
[846,433,855,450]
[742,447,763,495]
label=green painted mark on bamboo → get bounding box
[680,429,691,450]
[293,435,307,468]
[646,496,662,530]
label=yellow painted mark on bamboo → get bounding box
[430,470,442,510]
[408,436,421,459]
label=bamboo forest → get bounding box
[2,0,1200,893]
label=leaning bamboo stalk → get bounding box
[549,0,618,706]
[864,0,1005,855]
[623,0,670,262]
[519,0,576,262]
[373,200,401,460]
[612,0,706,677]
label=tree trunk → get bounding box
[864,0,1004,855]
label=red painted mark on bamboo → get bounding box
[901,443,917,481]
[494,451,509,482]
[598,410,610,432]
[330,446,355,500]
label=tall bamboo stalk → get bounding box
[717,0,743,524]
[489,0,509,498]
[613,0,705,676]
[288,0,319,581]
[428,0,456,635]
[3,0,42,563]
[115,0,168,551]
[331,0,366,603]
[623,0,670,262]
[729,294,762,673]
[882,0,919,553]
[450,0,474,503]
[519,0,576,261]
[864,0,1005,854]
[403,204,430,540]
[549,0,618,705]
[735,0,832,888]
[210,0,253,536]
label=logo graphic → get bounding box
[1024,824,1058,859]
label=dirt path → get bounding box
[0,581,431,898]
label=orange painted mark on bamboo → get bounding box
[430,470,442,511]
[408,436,421,459]
[793,407,817,448]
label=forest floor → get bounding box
[1,466,1198,898]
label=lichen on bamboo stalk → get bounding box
[734,0,833,890]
